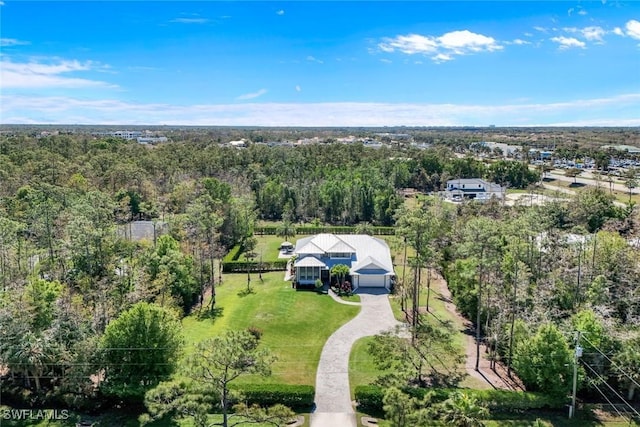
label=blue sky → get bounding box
[1,1,639,126]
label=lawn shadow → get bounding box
[196,306,224,321]
[237,288,256,297]
[425,308,454,329]
[569,182,586,188]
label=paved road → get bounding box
[546,171,640,195]
[310,288,402,427]
[541,182,627,208]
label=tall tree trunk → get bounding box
[401,238,407,313]
[425,267,431,312]
[222,382,229,427]
[476,250,484,372]
[507,260,518,377]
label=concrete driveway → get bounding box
[310,288,402,427]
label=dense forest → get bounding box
[0,127,639,423]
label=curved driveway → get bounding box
[310,289,402,427]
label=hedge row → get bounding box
[223,245,243,263]
[254,226,395,235]
[231,384,315,410]
[354,385,562,414]
[222,260,288,273]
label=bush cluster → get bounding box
[254,226,395,235]
[222,260,288,273]
[230,384,315,410]
[354,385,562,414]
[223,245,243,263]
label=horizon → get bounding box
[1,1,639,127]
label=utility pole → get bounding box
[569,331,583,419]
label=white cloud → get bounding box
[626,20,640,40]
[0,1,4,5]
[511,39,531,45]
[533,26,548,33]
[379,58,392,64]
[170,17,209,24]
[437,30,502,53]
[567,8,574,16]
[578,9,588,16]
[295,85,301,92]
[0,38,30,47]
[276,9,284,16]
[306,55,324,64]
[378,30,501,62]
[432,53,453,63]
[5,93,638,127]
[581,26,606,42]
[0,58,116,89]
[613,27,624,36]
[551,36,586,49]
[236,89,268,100]
[379,34,438,54]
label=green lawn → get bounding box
[251,234,308,262]
[349,336,383,390]
[181,271,359,385]
[350,268,467,390]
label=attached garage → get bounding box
[355,274,387,288]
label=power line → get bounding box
[587,377,627,421]
[581,334,640,391]
[581,360,640,420]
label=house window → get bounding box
[298,266,320,281]
[330,252,350,258]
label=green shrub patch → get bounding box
[223,245,243,262]
[354,385,562,414]
[222,260,288,273]
[254,225,395,235]
[231,384,315,410]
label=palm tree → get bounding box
[330,264,350,293]
[14,332,51,390]
[276,218,296,242]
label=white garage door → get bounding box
[357,275,386,288]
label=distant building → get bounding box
[137,136,168,144]
[529,149,553,160]
[602,145,640,154]
[481,141,522,158]
[112,130,143,140]
[445,178,504,201]
[228,139,247,148]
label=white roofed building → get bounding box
[445,178,504,201]
[293,234,395,290]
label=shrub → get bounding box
[246,326,263,341]
[222,260,288,273]
[230,384,315,410]
[355,386,561,414]
[253,225,395,235]
[223,245,243,263]
[354,385,385,413]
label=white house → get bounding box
[293,234,395,290]
[445,178,504,201]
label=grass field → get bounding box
[181,271,359,385]
[250,234,309,262]
[349,336,381,390]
